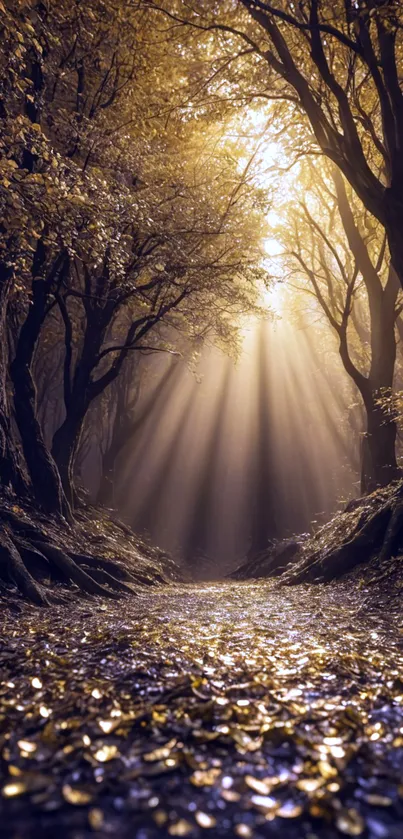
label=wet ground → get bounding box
[1,580,403,838]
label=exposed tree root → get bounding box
[0,503,138,605]
[278,481,403,586]
[80,566,136,595]
[71,553,137,583]
[0,530,49,606]
[73,551,166,587]
[31,541,121,599]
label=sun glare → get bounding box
[226,107,286,178]
[261,280,285,315]
[264,237,283,257]
[119,309,358,574]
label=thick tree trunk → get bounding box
[330,170,400,496]
[10,252,70,517]
[361,404,399,494]
[51,410,86,506]
[11,358,68,515]
[360,292,400,492]
[0,262,27,495]
[97,360,178,507]
[384,188,403,294]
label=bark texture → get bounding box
[0,260,27,495]
[9,246,70,517]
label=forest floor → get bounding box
[1,579,403,839]
[0,497,185,608]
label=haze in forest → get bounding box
[2,0,403,585]
[3,6,403,836]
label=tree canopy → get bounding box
[144,0,403,285]
[1,0,271,509]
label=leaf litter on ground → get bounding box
[1,579,403,838]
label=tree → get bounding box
[45,123,268,503]
[0,0,269,601]
[276,159,401,491]
[146,1,403,291]
[1,0,269,507]
[96,355,181,507]
[10,245,72,517]
[0,257,27,495]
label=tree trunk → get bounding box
[0,261,27,495]
[52,304,107,506]
[332,172,400,494]
[361,400,399,494]
[384,188,403,294]
[97,442,119,507]
[361,278,400,493]
[97,359,178,507]
[10,253,70,517]
[11,359,68,515]
[51,410,87,506]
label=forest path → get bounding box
[1,581,403,838]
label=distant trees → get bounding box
[238,0,403,290]
[276,160,402,492]
[0,0,268,513]
[149,0,403,289]
[145,0,403,492]
[96,356,181,507]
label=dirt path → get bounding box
[1,581,403,838]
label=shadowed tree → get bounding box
[0,0,269,601]
[279,160,401,491]
[182,362,233,573]
[0,256,27,496]
[97,356,181,507]
[131,385,198,538]
[146,0,403,291]
[249,322,279,555]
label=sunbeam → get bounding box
[118,301,360,577]
[3,4,403,837]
